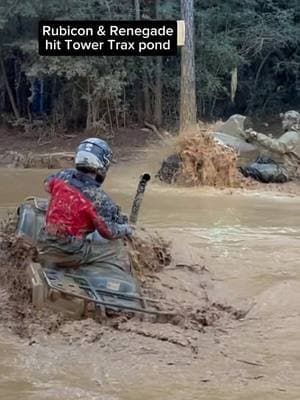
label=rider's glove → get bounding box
[244,128,258,141]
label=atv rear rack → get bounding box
[42,267,174,317]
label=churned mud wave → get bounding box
[0,214,244,351]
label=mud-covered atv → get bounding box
[15,174,164,319]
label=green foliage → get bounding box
[193,0,300,116]
[0,0,299,131]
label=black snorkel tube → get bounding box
[129,173,151,225]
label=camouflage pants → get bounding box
[37,232,131,273]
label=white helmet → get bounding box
[75,138,113,181]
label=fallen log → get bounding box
[0,150,75,169]
[23,152,75,169]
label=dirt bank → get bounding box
[0,125,162,168]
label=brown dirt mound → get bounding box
[176,124,246,187]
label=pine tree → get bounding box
[179,0,197,134]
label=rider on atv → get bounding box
[37,138,133,272]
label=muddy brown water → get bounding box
[0,156,300,399]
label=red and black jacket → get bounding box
[44,169,130,239]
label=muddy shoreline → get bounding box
[1,126,300,197]
[0,126,160,167]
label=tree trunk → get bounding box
[40,78,44,113]
[14,58,22,113]
[27,78,34,122]
[135,0,145,123]
[134,0,140,19]
[136,83,144,123]
[143,67,151,121]
[154,0,162,127]
[180,0,197,135]
[86,77,92,130]
[135,0,152,123]
[0,53,20,119]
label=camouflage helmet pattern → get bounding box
[280,110,300,120]
[280,110,300,131]
[75,138,113,181]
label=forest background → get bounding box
[0,0,299,137]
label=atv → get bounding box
[15,174,164,319]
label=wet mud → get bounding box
[0,220,243,352]
[0,155,299,399]
[157,125,245,187]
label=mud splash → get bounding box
[177,125,245,187]
[126,229,172,280]
[156,128,300,197]
[0,230,67,338]
[157,124,252,188]
[0,215,243,350]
